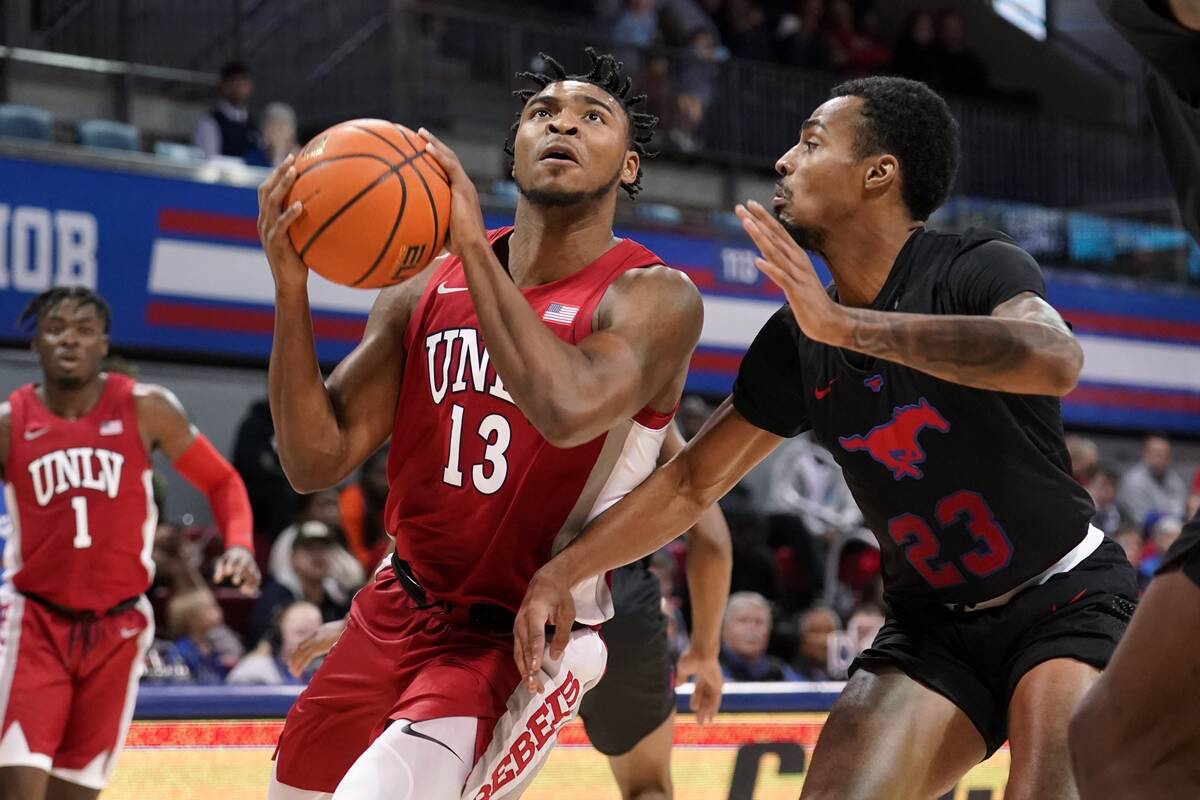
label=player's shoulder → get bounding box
[944,228,1035,268]
[605,263,704,329]
[133,382,188,419]
[611,263,702,306]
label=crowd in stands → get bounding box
[1069,432,1200,591]
[191,61,299,167]
[0,387,1179,688]
[596,0,995,152]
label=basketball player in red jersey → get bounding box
[283,420,731,800]
[0,287,260,800]
[258,48,703,800]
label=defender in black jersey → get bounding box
[1069,3,1200,797]
[516,76,1137,800]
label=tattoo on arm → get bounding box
[839,293,1082,394]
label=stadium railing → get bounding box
[1,1,1178,220]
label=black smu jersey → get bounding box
[733,228,1096,605]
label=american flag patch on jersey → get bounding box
[99,419,124,436]
[542,302,580,325]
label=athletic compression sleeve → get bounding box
[173,434,254,552]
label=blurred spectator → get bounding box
[648,548,681,600]
[1138,515,1184,584]
[663,595,691,659]
[719,0,773,61]
[246,521,352,648]
[269,490,366,597]
[722,491,781,601]
[889,10,943,86]
[719,592,799,681]
[151,522,205,593]
[767,433,862,538]
[233,398,300,543]
[774,0,833,70]
[793,606,838,680]
[832,536,883,617]
[192,60,262,162]
[613,0,660,73]
[826,0,891,77]
[677,394,715,439]
[1066,434,1100,486]
[1114,524,1143,571]
[1118,434,1187,525]
[657,0,717,46]
[340,448,392,571]
[261,102,300,167]
[228,601,323,685]
[846,604,884,651]
[1188,468,1200,520]
[935,9,991,98]
[165,588,244,684]
[670,29,723,153]
[1089,463,1123,536]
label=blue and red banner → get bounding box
[1,154,1199,432]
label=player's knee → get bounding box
[627,789,671,800]
[623,774,672,800]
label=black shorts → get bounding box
[850,537,1138,756]
[1156,514,1200,587]
[578,562,675,756]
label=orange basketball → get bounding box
[285,119,450,288]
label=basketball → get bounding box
[285,119,450,288]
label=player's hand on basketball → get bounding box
[735,200,844,344]
[288,617,347,677]
[676,646,723,725]
[212,545,261,595]
[514,566,577,693]
[256,153,308,293]
[418,128,488,257]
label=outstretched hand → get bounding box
[513,567,577,693]
[735,200,845,345]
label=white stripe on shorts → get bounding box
[460,628,607,800]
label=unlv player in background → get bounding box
[516,77,1138,800]
[0,287,260,800]
[259,49,702,800]
[1069,2,1200,797]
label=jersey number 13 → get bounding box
[442,404,511,495]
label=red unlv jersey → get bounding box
[386,228,675,622]
[4,373,157,612]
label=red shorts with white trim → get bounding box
[274,567,607,796]
[0,587,153,789]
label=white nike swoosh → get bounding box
[437,282,469,295]
[119,627,141,639]
[23,428,48,441]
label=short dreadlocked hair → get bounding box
[830,76,960,221]
[505,47,657,200]
[18,286,111,334]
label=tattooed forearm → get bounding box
[832,294,1083,396]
